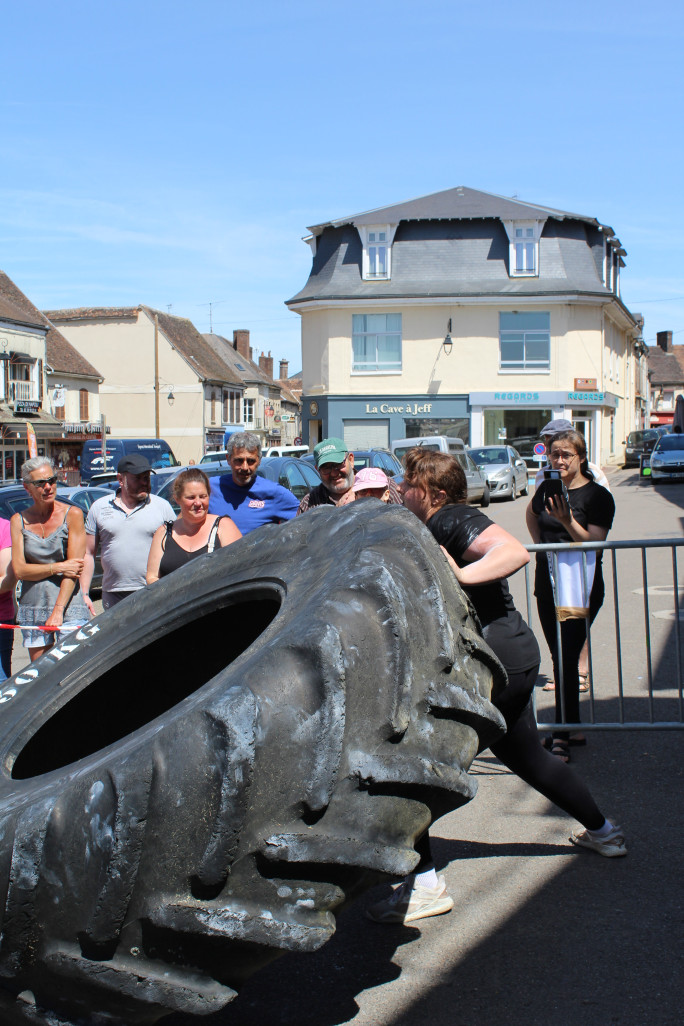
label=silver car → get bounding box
[649,434,684,481]
[467,445,529,501]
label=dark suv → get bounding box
[623,430,661,467]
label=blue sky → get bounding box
[1,0,682,371]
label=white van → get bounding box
[391,436,467,462]
[261,445,309,459]
[390,436,490,506]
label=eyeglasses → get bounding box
[29,476,58,487]
[549,451,579,463]
[319,459,348,475]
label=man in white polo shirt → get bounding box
[81,454,176,612]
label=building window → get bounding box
[499,312,550,372]
[360,224,396,280]
[223,390,241,423]
[503,220,543,278]
[210,390,217,425]
[352,314,402,373]
[514,227,536,274]
[79,388,89,421]
[243,397,254,424]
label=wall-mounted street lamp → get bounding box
[443,319,453,355]
[167,391,175,406]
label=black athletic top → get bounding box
[158,518,223,579]
[427,504,540,674]
[531,479,615,590]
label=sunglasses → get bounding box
[29,476,58,487]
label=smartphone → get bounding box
[542,468,568,503]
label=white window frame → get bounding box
[358,224,398,281]
[499,312,551,373]
[243,397,255,425]
[502,219,545,278]
[352,313,402,374]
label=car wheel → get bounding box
[480,484,490,508]
[509,480,517,502]
[0,503,505,1026]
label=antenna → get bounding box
[197,299,227,335]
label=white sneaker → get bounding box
[570,824,627,858]
[366,875,454,924]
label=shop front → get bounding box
[0,406,64,481]
[302,394,470,450]
[469,390,618,468]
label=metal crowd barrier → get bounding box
[522,538,684,731]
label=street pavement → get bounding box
[13,470,684,1026]
[167,468,684,1026]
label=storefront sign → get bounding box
[365,402,434,415]
[574,378,598,390]
[14,400,40,415]
[471,391,616,408]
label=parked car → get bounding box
[0,487,104,591]
[302,447,404,483]
[390,435,467,463]
[623,430,661,467]
[467,445,529,501]
[649,433,684,481]
[156,457,322,512]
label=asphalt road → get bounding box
[165,467,684,1026]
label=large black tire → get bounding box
[480,484,491,508]
[0,503,505,1026]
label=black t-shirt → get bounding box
[427,504,540,674]
[532,479,615,544]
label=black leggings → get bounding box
[415,666,605,871]
[536,563,605,740]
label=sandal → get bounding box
[549,739,570,762]
[578,673,590,693]
[542,680,555,691]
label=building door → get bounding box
[572,414,593,462]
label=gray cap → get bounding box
[540,419,573,437]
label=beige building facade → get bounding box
[45,307,245,466]
[288,187,647,467]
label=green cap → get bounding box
[314,437,349,468]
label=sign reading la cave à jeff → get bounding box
[364,402,435,415]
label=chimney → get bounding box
[233,329,250,359]
[279,358,289,380]
[657,330,673,353]
[259,351,274,378]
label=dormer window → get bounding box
[502,219,545,278]
[359,224,398,281]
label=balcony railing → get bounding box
[9,381,37,402]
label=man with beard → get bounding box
[208,431,299,534]
[297,438,401,514]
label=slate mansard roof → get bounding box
[286,186,625,307]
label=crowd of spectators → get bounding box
[0,422,625,926]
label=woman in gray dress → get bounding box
[10,457,90,662]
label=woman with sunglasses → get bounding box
[10,457,90,662]
[526,430,615,763]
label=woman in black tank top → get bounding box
[146,469,241,584]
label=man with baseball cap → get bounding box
[535,419,610,491]
[81,453,176,611]
[297,437,401,514]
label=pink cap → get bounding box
[352,467,390,492]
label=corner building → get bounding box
[286,187,647,466]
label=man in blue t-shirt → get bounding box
[208,431,299,535]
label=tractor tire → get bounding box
[0,502,505,1026]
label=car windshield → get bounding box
[655,435,684,452]
[468,448,508,464]
[627,432,657,445]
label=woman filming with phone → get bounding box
[526,430,615,763]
